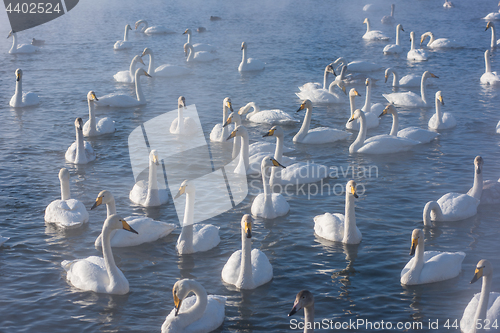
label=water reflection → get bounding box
[177,254,196,278]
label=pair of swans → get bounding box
[381,104,439,143]
[467,156,500,205]
[346,79,383,130]
[486,21,500,48]
[221,214,273,289]
[420,32,459,49]
[314,180,362,244]
[422,156,482,226]
[65,118,96,164]
[238,102,298,125]
[184,43,217,62]
[129,150,169,207]
[96,68,151,107]
[428,91,456,130]
[162,279,226,333]
[170,96,198,135]
[481,49,500,85]
[8,31,39,54]
[83,91,115,137]
[135,20,175,34]
[238,42,265,71]
[362,18,389,41]
[383,24,404,54]
[381,4,396,25]
[45,168,89,228]
[141,47,191,77]
[173,180,220,254]
[183,28,216,52]
[62,215,138,294]
[114,24,132,50]
[400,229,465,285]
[113,55,145,83]
[407,31,429,61]
[460,259,500,333]
[384,68,430,88]
[9,69,39,107]
[288,290,315,333]
[293,100,351,144]
[91,190,176,247]
[383,71,438,107]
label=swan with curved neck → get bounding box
[183,28,216,52]
[210,97,234,142]
[289,290,315,333]
[238,101,298,125]
[407,31,428,61]
[428,91,456,129]
[486,22,500,49]
[480,49,500,85]
[174,180,220,255]
[162,279,226,333]
[184,43,217,62]
[362,18,389,41]
[97,68,151,107]
[383,71,438,107]
[380,104,438,143]
[383,24,404,54]
[238,41,265,71]
[135,20,174,34]
[400,229,465,285]
[83,91,115,137]
[7,31,39,53]
[113,55,145,83]
[170,96,197,135]
[384,68,423,88]
[129,150,169,207]
[61,214,138,294]
[65,117,96,164]
[113,24,132,50]
[9,68,40,107]
[140,47,191,77]
[420,31,459,48]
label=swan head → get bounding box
[226,125,247,141]
[75,117,83,130]
[346,180,358,198]
[379,104,396,117]
[288,290,314,316]
[59,168,70,183]
[91,190,114,210]
[178,96,186,108]
[223,112,241,127]
[126,24,132,31]
[223,97,233,112]
[133,55,145,66]
[241,214,252,238]
[363,18,369,24]
[87,91,98,102]
[149,150,159,166]
[486,21,494,31]
[409,228,424,256]
[423,71,438,80]
[15,68,22,81]
[7,30,13,39]
[134,20,145,30]
[174,179,194,199]
[326,63,336,75]
[172,279,203,316]
[262,156,286,170]
[297,100,312,112]
[471,259,492,284]
[136,68,152,78]
[409,31,415,41]
[397,24,404,32]
[435,91,444,105]
[105,214,138,234]
[349,88,361,98]
[263,125,284,138]
[241,41,247,50]
[420,32,433,45]
[384,68,393,83]
[141,47,151,57]
[474,156,484,175]
[348,109,364,123]
[183,28,192,35]
[365,78,372,87]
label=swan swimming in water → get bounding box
[135,20,175,34]
[362,18,390,41]
[314,180,362,244]
[383,71,438,107]
[9,69,40,107]
[481,49,500,85]
[221,214,273,289]
[428,91,456,130]
[383,24,404,54]
[129,150,169,207]
[466,156,500,205]
[210,97,234,142]
[96,68,151,107]
[44,168,89,229]
[460,259,500,333]
[238,42,265,71]
[83,91,115,137]
[420,32,460,49]
[288,290,315,333]
[61,215,138,295]
[65,118,96,164]
[483,3,500,21]
[384,68,424,88]
[114,24,132,50]
[298,63,335,92]
[183,28,216,52]
[161,279,226,333]
[400,229,465,285]
[443,0,453,8]
[170,96,198,135]
[407,31,429,61]
[486,22,500,48]
[141,47,191,77]
[381,4,396,25]
[113,55,145,83]
[238,102,299,125]
[295,78,346,104]
[8,31,39,54]
[184,43,217,62]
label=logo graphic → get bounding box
[128,104,248,226]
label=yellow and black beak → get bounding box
[384,75,388,83]
[138,57,145,66]
[379,106,389,118]
[365,79,369,86]
[351,186,358,199]
[348,116,355,123]
[245,221,252,238]
[222,116,232,128]
[430,73,439,79]
[271,158,286,168]
[263,128,275,137]
[122,219,138,234]
[227,101,233,112]
[16,73,20,81]
[296,103,306,112]
[91,92,98,101]
[152,154,159,166]
[145,72,152,78]
[226,130,237,141]
[174,293,182,316]
[174,185,186,199]
[486,22,491,31]
[91,196,103,210]
[183,29,188,35]
[409,238,418,256]
[438,95,444,105]
[471,267,483,284]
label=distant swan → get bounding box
[238,42,265,71]
[8,31,39,54]
[298,63,335,91]
[83,91,115,137]
[295,79,346,104]
[9,69,40,107]
[486,22,500,48]
[170,96,198,135]
[407,31,429,61]
[141,47,191,77]
[96,68,151,107]
[210,97,234,142]
[384,68,423,88]
[114,24,132,50]
[383,71,438,107]
[381,4,396,25]
[362,18,390,41]
[113,55,145,83]
[420,32,460,49]
[129,150,169,207]
[443,0,454,8]
[380,104,439,143]
[428,91,456,130]
[135,20,175,34]
[288,290,315,333]
[184,43,217,62]
[238,102,299,125]
[481,49,500,85]
[65,118,96,164]
[383,24,404,54]
[183,28,216,52]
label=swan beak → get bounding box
[288,303,301,316]
[183,29,188,35]
[379,106,389,118]
[7,31,12,38]
[237,108,244,115]
[384,75,388,83]
[341,85,347,95]
[263,129,275,137]
[222,117,232,127]
[128,26,132,30]
[227,101,233,112]
[363,18,368,24]
[145,72,152,78]
[430,73,439,79]
[409,238,418,256]
[122,219,139,234]
[16,73,20,81]
[138,57,145,66]
[354,90,361,97]
[486,23,491,31]
[296,103,306,112]
[471,267,483,284]
[174,186,185,199]
[152,154,159,165]
[438,96,444,105]
[91,196,103,210]
[271,158,286,168]
[348,117,355,123]
[351,186,358,198]
[401,27,405,32]
[245,221,252,238]
[226,130,237,141]
[174,294,182,316]
[365,79,369,86]
[91,92,98,101]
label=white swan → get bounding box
[162,279,226,333]
[346,79,382,130]
[481,49,500,85]
[420,32,459,49]
[183,28,216,52]
[44,168,89,228]
[129,150,169,207]
[460,259,500,333]
[314,180,361,244]
[298,63,335,91]
[333,57,383,73]
[295,79,346,104]
[7,31,39,54]
[422,156,481,226]
[61,214,138,294]
[0,235,8,246]
[466,156,500,205]
[83,91,115,137]
[407,31,429,61]
[380,104,439,143]
[400,229,465,285]
[238,102,299,125]
[238,42,265,71]
[91,190,176,248]
[345,88,363,130]
[184,43,217,62]
[113,55,145,83]
[293,100,352,144]
[288,290,315,333]
[141,47,191,77]
[362,18,390,41]
[221,214,273,289]
[174,180,221,254]
[348,109,419,154]
[383,71,438,107]
[428,91,456,130]
[9,69,40,107]
[170,96,198,135]
[383,24,404,54]
[135,20,175,34]
[251,157,290,219]
[384,68,423,88]
[486,22,500,48]
[113,24,132,50]
[484,3,500,21]
[381,4,396,25]
[210,97,234,142]
[443,0,454,8]
[96,68,151,107]
[65,118,96,164]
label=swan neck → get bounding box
[186,31,191,44]
[410,238,425,278]
[146,157,158,203]
[148,51,155,75]
[274,134,284,161]
[106,199,117,218]
[14,76,22,105]
[420,75,428,104]
[179,224,194,252]
[186,44,194,62]
[469,167,483,200]
[177,282,208,325]
[411,34,416,50]
[10,32,17,52]
[294,105,313,142]
[135,71,146,103]
[262,164,272,200]
[88,100,96,132]
[349,95,356,117]
[237,227,254,288]
[365,20,371,33]
[476,274,492,325]
[350,113,367,153]
[396,27,401,46]
[124,26,130,41]
[343,194,356,243]
[60,176,70,201]
[101,225,120,287]
[485,52,492,73]
[242,46,247,64]
[323,67,330,90]
[389,109,399,136]
[435,97,443,124]
[392,70,399,86]
[303,305,315,333]
[492,24,497,49]
[177,105,184,133]
[76,126,86,163]
[423,201,443,226]
[363,83,371,111]
[238,130,250,172]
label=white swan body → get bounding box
[400,229,465,285]
[114,24,132,50]
[314,180,361,244]
[295,80,346,104]
[96,68,151,107]
[443,0,454,8]
[420,32,460,49]
[484,6,500,21]
[141,47,191,77]
[238,102,298,125]
[298,63,335,91]
[381,4,396,25]
[407,31,429,61]
[221,214,273,289]
[384,68,424,88]
[383,24,404,54]
[383,71,438,107]
[83,91,115,137]
[135,20,175,34]
[349,109,419,154]
[289,290,315,333]
[170,96,198,135]
[61,215,138,294]
[162,279,226,333]
[113,55,145,83]
[428,91,456,130]
[9,68,40,107]
[174,180,220,255]
[92,190,176,248]
[183,28,216,52]
[45,168,89,229]
[65,118,96,164]
[251,157,290,219]
[486,22,500,48]
[129,150,169,207]
[381,104,439,143]
[210,97,235,142]
[333,57,383,73]
[481,49,500,85]
[293,100,351,144]
[184,43,217,62]
[8,31,39,54]
[347,79,381,130]
[362,18,390,41]
[460,260,500,333]
[238,42,265,71]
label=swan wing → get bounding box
[278,161,328,185]
[194,51,217,62]
[347,61,383,72]
[399,74,422,87]
[113,41,132,50]
[248,141,294,155]
[21,92,40,106]
[45,199,89,228]
[193,224,220,253]
[301,127,352,144]
[299,82,322,91]
[429,38,459,49]
[382,91,424,107]
[407,49,428,61]
[436,192,479,221]
[313,213,345,242]
[398,127,439,144]
[461,292,500,333]
[155,64,191,77]
[145,26,175,34]
[358,134,419,154]
[296,88,342,104]
[251,193,289,219]
[193,43,216,52]
[113,70,134,83]
[11,44,39,53]
[480,72,500,85]
[418,250,465,283]
[95,93,141,107]
[383,44,402,54]
[479,180,500,205]
[95,117,116,135]
[222,250,242,285]
[62,256,110,293]
[362,31,390,41]
[248,110,299,125]
[251,248,273,287]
